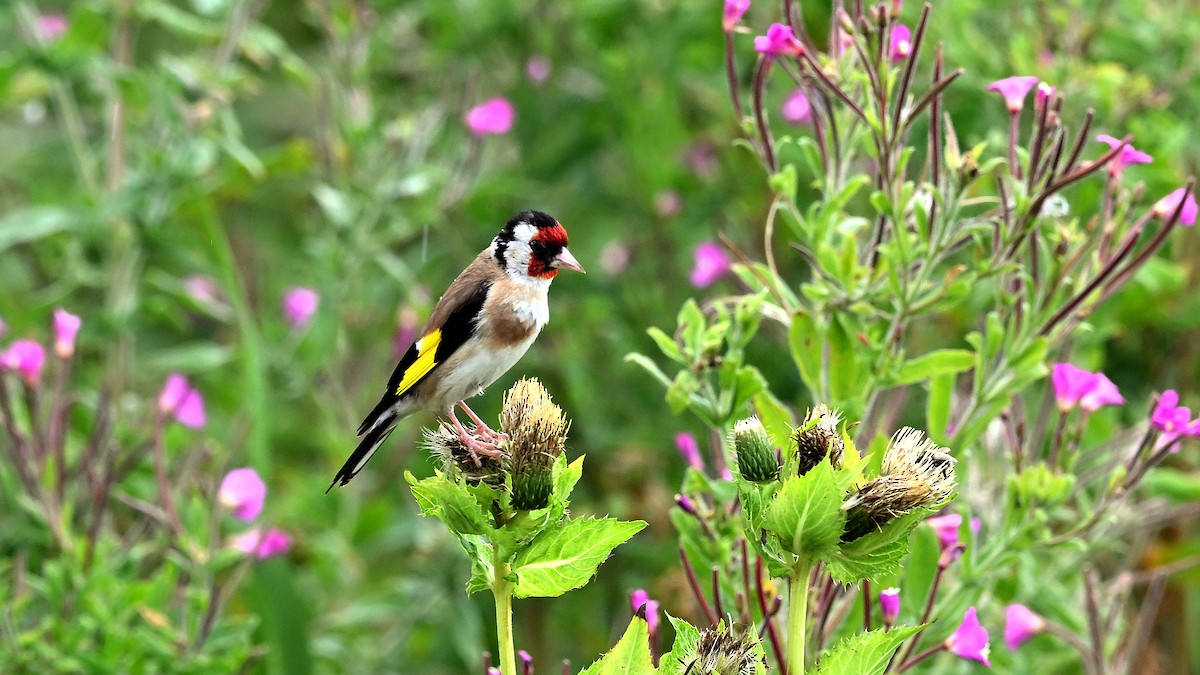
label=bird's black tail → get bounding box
[328,408,398,492]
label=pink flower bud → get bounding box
[926,513,962,552]
[158,373,206,428]
[675,432,705,471]
[782,89,812,125]
[283,287,319,328]
[255,528,292,559]
[1035,82,1056,108]
[53,308,81,358]
[525,56,551,85]
[466,98,515,136]
[880,587,900,625]
[1152,187,1198,226]
[35,14,67,41]
[889,25,912,62]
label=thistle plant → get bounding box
[407,378,645,675]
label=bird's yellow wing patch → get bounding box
[395,329,442,396]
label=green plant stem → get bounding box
[787,561,812,674]
[492,558,517,675]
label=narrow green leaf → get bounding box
[0,207,77,252]
[578,615,656,675]
[512,518,646,598]
[926,373,954,444]
[813,626,922,675]
[892,349,975,385]
[625,353,674,389]
[788,312,824,396]
[646,326,685,363]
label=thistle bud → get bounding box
[733,416,779,482]
[688,626,764,675]
[425,423,505,486]
[793,405,844,475]
[841,428,956,541]
[503,379,569,510]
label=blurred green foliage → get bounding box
[1,0,1198,673]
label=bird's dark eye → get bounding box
[530,240,549,254]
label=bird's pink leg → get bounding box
[448,405,503,466]
[458,400,509,442]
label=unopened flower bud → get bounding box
[793,405,844,475]
[880,587,900,626]
[733,416,779,482]
[503,379,568,510]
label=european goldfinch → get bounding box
[329,211,584,490]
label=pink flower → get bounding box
[675,493,698,515]
[926,513,962,552]
[1096,134,1153,176]
[35,14,67,41]
[1004,604,1044,651]
[654,190,682,218]
[219,468,267,521]
[158,373,207,429]
[944,607,991,666]
[880,587,900,626]
[675,432,705,471]
[987,76,1039,114]
[466,98,515,136]
[283,287,319,328]
[690,242,732,288]
[1152,188,1198,226]
[518,651,533,669]
[889,25,912,61]
[754,23,802,57]
[1079,372,1123,413]
[723,0,751,32]
[394,307,420,359]
[53,309,81,358]
[782,89,812,124]
[1151,390,1197,450]
[1,340,46,385]
[232,528,292,559]
[1035,82,1056,108]
[184,275,221,306]
[1052,363,1123,413]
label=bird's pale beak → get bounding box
[554,247,586,274]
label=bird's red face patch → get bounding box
[526,223,569,279]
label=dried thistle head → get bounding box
[684,626,763,675]
[732,416,779,483]
[841,427,956,542]
[502,378,569,510]
[792,404,844,475]
[425,422,506,487]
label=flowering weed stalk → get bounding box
[630,0,1198,671]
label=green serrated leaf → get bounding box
[512,518,646,598]
[578,616,656,675]
[828,508,935,584]
[658,615,703,675]
[762,461,846,564]
[406,472,491,536]
[813,626,922,675]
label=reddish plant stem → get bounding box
[896,644,946,672]
[756,556,788,675]
[680,547,719,626]
[862,580,872,632]
[724,32,745,120]
[751,57,777,172]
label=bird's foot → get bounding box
[458,401,509,443]
[458,430,504,467]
